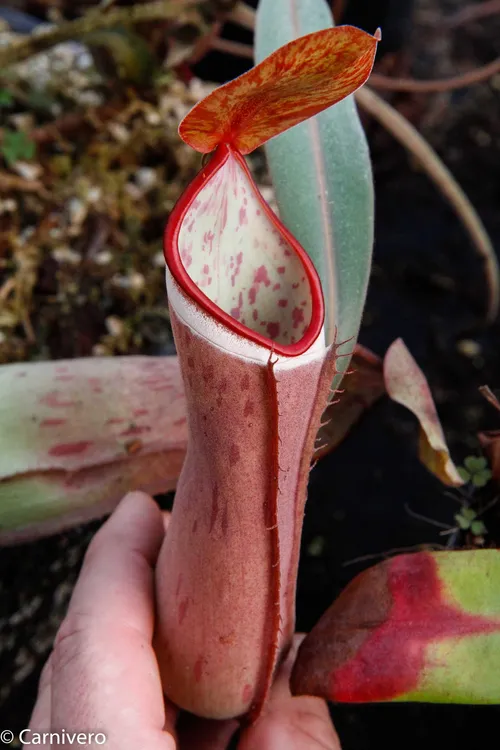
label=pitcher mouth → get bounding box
[164,144,324,357]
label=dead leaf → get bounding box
[383,338,463,487]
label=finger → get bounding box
[163,511,171,533]
[176,713,239,750]
[28,657,52,737]
[237,638,341,750]
[51,492,176,750]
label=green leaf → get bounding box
[307,535,326,558]
[464,455,488,473]
[472,469,492,488]
[471,520,487,536]
[0,89,13,108]
[455,512,472,530]
[255,0,374,379]
[1,129,36,166]
[458,467,471,483]
[462,507,477,521]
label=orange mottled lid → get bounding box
[179,25,380,155]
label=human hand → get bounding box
[28,492,341,749]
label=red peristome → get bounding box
[179,26,379,154]
[331,553,500,702]
[164,144,324,357]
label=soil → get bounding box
[2,1,500,748]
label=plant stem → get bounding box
[369,57,500,93]
[447,0,500,28]
[0,0,200,70]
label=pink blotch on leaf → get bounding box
[267,322,280,340]
[210,483,219,533]
[202,364,215,383]
[254,265,271,286]
[221,505,229,538]
[178,598,189,625]
[48,441,92,457]
[229,443,241,466]
[119,425,151,437]
[40,418,67,427]
[239,206,248,226]
[230,292,244,320]
[292,307,305,329]
[194,656,204,683]
[40,392,77,409]
[244,400,254,417]
[175,573,183,598]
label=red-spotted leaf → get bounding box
[292,550,500,704]
[0,356,187,544]
[179,26,379,155]
[384,339,463,487]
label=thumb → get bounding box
[237,636,341,750]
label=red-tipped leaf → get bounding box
[292,551,500,704]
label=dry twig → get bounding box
[0,0,200,70]
[369,57,500,93]
[226,1,257,31]
[210,37,253,58]
[447,0,500,28]
[0,171,49,197]
[479,385,500,412]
